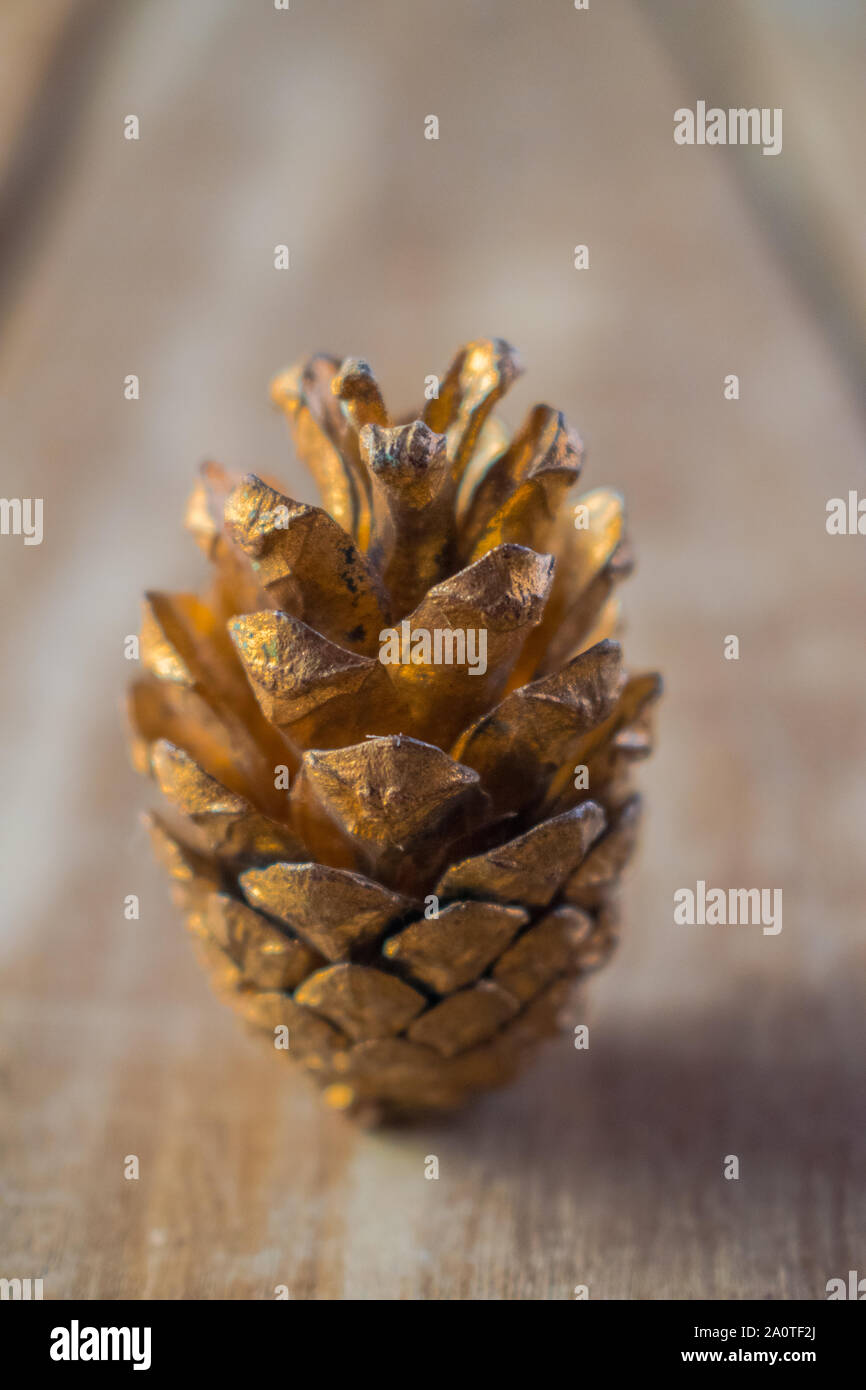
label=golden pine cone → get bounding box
[129,339,661,1122]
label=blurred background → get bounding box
[1,0,864,1299]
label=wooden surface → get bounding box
[1,0,864,1300]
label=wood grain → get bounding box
[1,0,864,1300]
[0,0,79,179]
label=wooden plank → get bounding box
[644,0,866,414]
[0,1,118,316]
[0,0,81,179]
[1,0,864,1299]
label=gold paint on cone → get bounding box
[130,340,660,1119]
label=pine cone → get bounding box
[129,340,661,1122]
